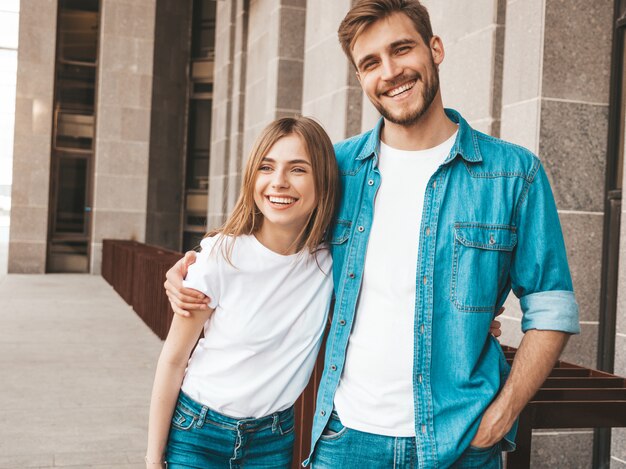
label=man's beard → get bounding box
[373,63,440,127]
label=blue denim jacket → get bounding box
[307,109,580,468]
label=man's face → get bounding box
[351,12,442,127]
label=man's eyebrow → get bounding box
[261,157,311,165]
[356,39,417,70]
[389,38,417,49]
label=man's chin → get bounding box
[380,108,426,127]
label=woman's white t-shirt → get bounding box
[181,234,333,418]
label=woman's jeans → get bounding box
[166,392,295,469]
[311,411,502,469]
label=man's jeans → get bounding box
[166,392,295,469]
[311,411,502,469]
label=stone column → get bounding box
[209,0,306,228]
[301,0,361,142]
[423,0,506,136]
[0,1,20,273]
[90,0,157,273]
[242,0,305,155]
[8,0,57,273]
[144,0,192,251]
[208,0,248,229]
[499,0,613,466]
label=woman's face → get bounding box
[253,133,317,236]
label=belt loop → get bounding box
[272,413,279,433]
[197,405,208,428]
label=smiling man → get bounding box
[164,1,580,467]
[305,1,579,468]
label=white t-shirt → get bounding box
[181,234,333,418]
[334,131,457,436]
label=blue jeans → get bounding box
[311,411,502,469]
[166,392,295,469]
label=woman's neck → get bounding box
[254,223,302,255]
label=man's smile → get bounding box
[382,79,416,98]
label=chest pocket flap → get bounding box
[454,224,517,251]
[329,220,351,245]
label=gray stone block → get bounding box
[559,212,603,323]
[542,0,612,104]
[560,322,598,369]
[539,100,608,212]
[612,428,626,465]
[278,5,306,60]
[530,430,593,469]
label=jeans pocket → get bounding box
[319,412,348,441]
[455,442,502,469]
[279,410,295,435]
[171,401,199,431]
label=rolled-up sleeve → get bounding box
[510,161,580,334]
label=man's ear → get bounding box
[355,70,362,85]
[430,35,445,66]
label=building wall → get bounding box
[8,0,57,273]
[0,0,20,274]
[207,0,306,230]
[301,0,361,142]
[497,0,613,467]
[423,0,506,136]
[90,0,157,273]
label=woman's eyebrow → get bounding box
[262,157,311,166]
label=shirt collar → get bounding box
[355,108,483,164]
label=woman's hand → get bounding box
[164,251,211,317]
[489,307,505,338]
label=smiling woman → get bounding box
[146,116,339,469]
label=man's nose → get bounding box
[381,57,402,81]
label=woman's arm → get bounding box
[145,300,214,466]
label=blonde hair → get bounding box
[206,116,338,260]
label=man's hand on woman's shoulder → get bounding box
[164,251,211,317]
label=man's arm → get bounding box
[164,251,211,317]
[470,329,568,447]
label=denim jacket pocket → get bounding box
[451,223,517,313]
[329,220,351,245]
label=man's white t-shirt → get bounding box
[334,131,457,436]
[181,234,333,418]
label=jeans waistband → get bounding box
[178,391,294,431]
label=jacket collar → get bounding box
[355,108,483,164]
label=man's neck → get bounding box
[380,99,457,151]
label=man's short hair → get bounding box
[338,0,434,68]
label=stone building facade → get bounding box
[6,0,625,467]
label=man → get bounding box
[164,1,579,467]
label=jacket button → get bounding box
[339,319,346,326]
[321,410,326,416]
[349,272,355,278]
[357,226,364,232]
[368,179,374,186]
[330,365,337,371]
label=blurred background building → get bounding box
[2,0,625,467]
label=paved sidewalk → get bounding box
[0,274,163,468]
